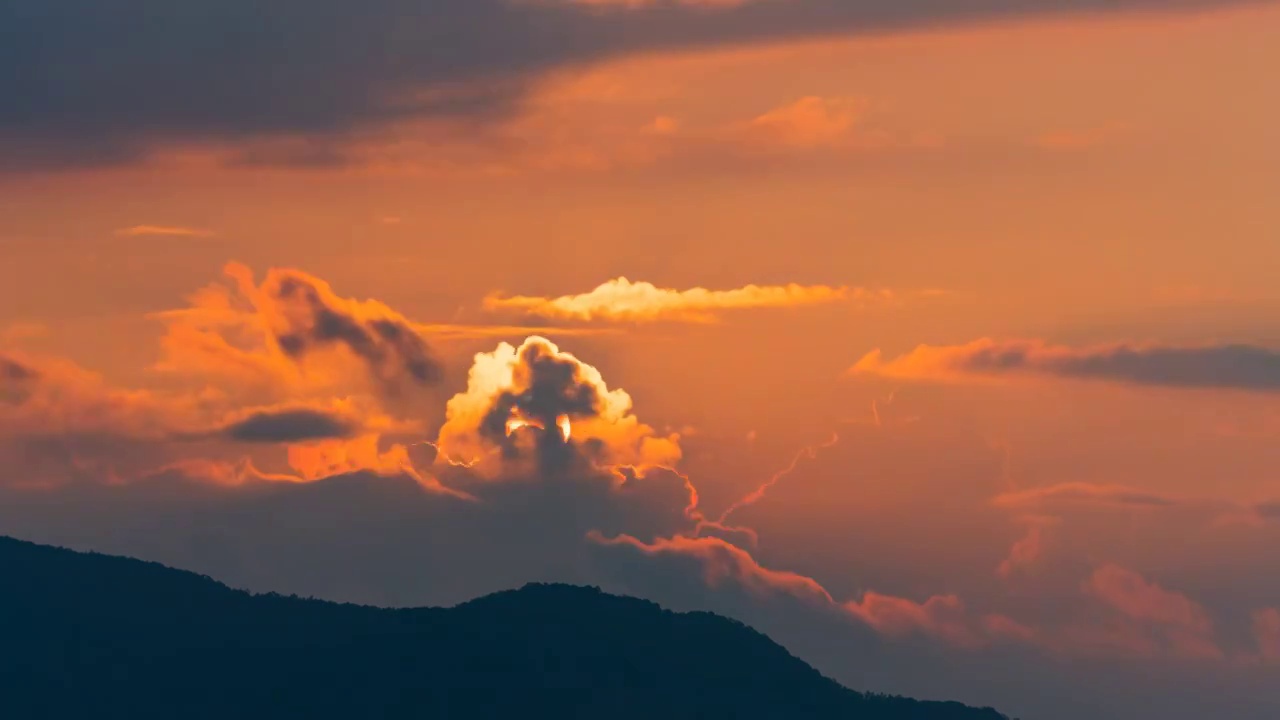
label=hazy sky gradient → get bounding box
[1,3,1279,719]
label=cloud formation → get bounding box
[2,0,1258,170]
[435,336,682,474]
[484,277,858,323]
[851,339,1280,392]
[5,257,1280,719]
[154,263,444,396]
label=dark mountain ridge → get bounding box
[0,535,1011,719]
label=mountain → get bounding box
[0,535,1011,720]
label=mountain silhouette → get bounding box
[0,535,1012,719]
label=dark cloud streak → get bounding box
[969,343,1280,391]
[0,0,1267,169]
[220,408,358,444]
[269,272,443,389]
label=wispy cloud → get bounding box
[484,277,872,323]
[851,338,1280,392]
[992,482,1179,510]
[114,225,215,238]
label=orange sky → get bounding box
[2,3,1279,719]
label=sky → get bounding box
[2,1,1279,718]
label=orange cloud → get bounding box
[152,262,444,397]
[851,338,1280,392]
[114,225,215,238]
[1083,565,1223,660]
[484,277,860,323]
[991,482,1178,510]
[0,351,217,440]
[996,521,1048,579]
[144,457,305,487]
[154,263,609,398]
[285,433,460,496]
[743,96,867,150]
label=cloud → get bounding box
[218,407,359,443]
[266,269,443,388]
[153,263,603,400]
[0,327,710,601]
[996,521,1049,579]
[0,351,211,441]
[484,277,860,323]
[2,0,1257,170]
[1083,565,1223,660]
[8,299,1278,720]
[591,530,1027,652]
[435,336,682,474]
[741,96,867,150]
[0,265,637,496]
[843,592,986,649]
[153,262,444,395]
[991,482,1179,510]
[114,225,215,238]
[590,532,836,603]
[851,339,1280,392]
[143,457,306,487]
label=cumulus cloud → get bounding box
[484,277,859,323]
[5,257,1276,720]
[0,265,648,495]
[435,336,682,475]
[0,327,710,602]
[851,339,1280,392]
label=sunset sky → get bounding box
[2,1,1279,718]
